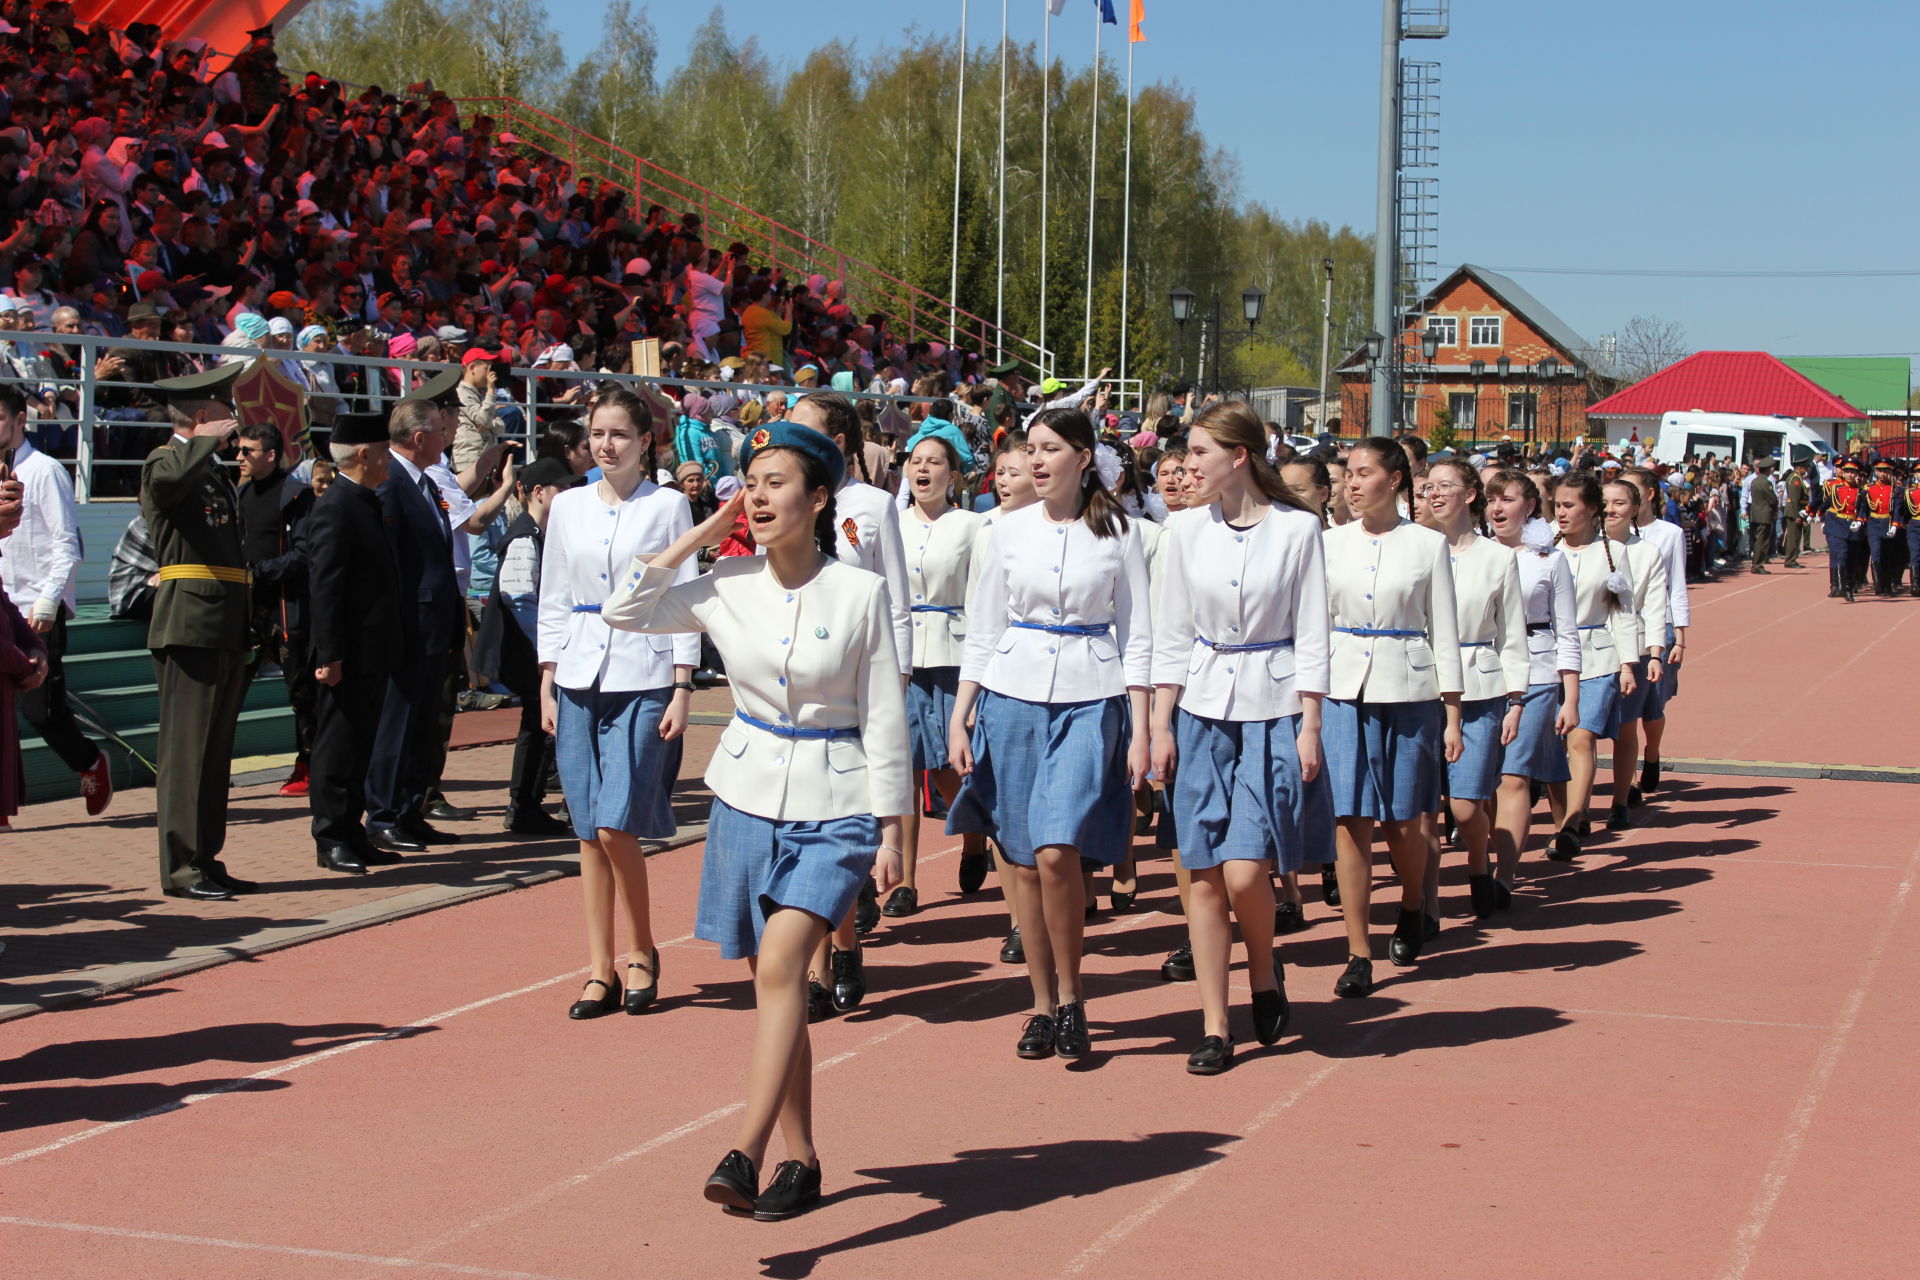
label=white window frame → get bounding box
[1469,315,1503,347]
[1424,315,1458,347]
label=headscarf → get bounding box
[297,324,328,349]
[234,312,270,342]
[829,370,856,394]
[904,417,974,473]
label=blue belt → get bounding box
[1333,627,1426,639]
[572,604,603,614]
[1197,634,1292,654]
[1009,620,1112,637]
[910,604,962,615]
[1459,637,1495,647]
[1577,623,1606,631]
[735,711,860,741]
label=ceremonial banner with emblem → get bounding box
[232,355,311,459]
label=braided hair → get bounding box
[1552,471,1620,610]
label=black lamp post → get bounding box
[1470,358,1484,445]
[1241,281,1266,329]
[1363,330,1384,431]
[1415,329,1439,436]
[1537,356,1560,447]
[1169,283,1195,377]
[1495,354,1511,442]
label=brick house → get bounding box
[1337,265,1599,446]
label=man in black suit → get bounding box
[306,413,401,874]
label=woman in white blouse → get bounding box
[1422,459,1529,918]
[788,391,912,1015]
[1485,470,1580,896]
[601,421,908,1222]
[1149,403,1329,1074]
[1623,466,1690,798]
[1279,455,1344,919]
[538,389,697,1020]
[1602,475,1669,831]
[948,407,1152,1062]
[892,420,986,916]
[1549,472,1641,860]
[1322,437,1463,999]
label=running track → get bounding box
[3,558,1916,1278]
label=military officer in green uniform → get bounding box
[142,363,256,900]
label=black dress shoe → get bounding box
[1493,879,1514,912]
[1054,1001,1090,1059]
[1388,908,1424,967]
[204,865,259,893]
[1640,760,1661,793]
[424,801,476,822]
[880,886,918,917]
[1251,963,1290,1045]
[1422,912,1440,942]
[1334,955,1373,998]
[829,945,865,1012]
[1574,816,1591,839]
[398,818,459,846]
[753,1159,822,1221]
[703,1149,758,1216]
[1548,829,1581,861]
[505,807,574,838]
[999,926,1025,964]
[1469,873,1500,918]
[1608,803,1633,830]
[316,844,369,875]
[1160,941,1196,982]
[806,980,835,1022]
[567,975,622,1020]
[1016,1012,1057,1059]
[853,878,880,934]
[957,852,989,894]
[366,825,426,854]
[1320,864,1341,907]
[1109,886,1137,912]
[1274,901,1306,935]
[1186,1035,1234,1075]
[1628,785,1645,808]
[624,950,659,1014]
[164,880,235,902]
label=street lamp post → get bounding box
[1469,358,1484,448]
[1169,283,1195,379]
[1363,330,1384,432]
[1495,355,1510,444]
[1416,328,1439,437]
[1168,281,1265,398]
[1537,356,1561,447]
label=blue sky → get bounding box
[542,1,1917,377]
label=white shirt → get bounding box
[962,502,1152,703]
[1151,504,1329,721]
[900,505,985,669]
[1446,535,1530,703]
[1322,518,1463,703]
[0,439,82,620]
[1623,529,1670,659]
[539,480,698,691]
[833,478,913,675]
[1513,545,1581,687]
[1559,537,1641,680]
[602,556,911,822]
[1636,516,1690,630]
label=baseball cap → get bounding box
[461,346,507,366]
[406,217,433,233]
[436,324,471,345]
[531,343,574,367]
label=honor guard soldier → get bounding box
[1905,464,1920,597]
[1865,458,1904,595]
[142,363,255,900]
[1816,458,1866,602]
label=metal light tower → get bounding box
[1369,0,1447,435]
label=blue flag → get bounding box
[1096,0,1117,21]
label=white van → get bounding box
[1629,412,1837,468]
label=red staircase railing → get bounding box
[460,97,1054,377]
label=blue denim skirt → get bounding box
[1323,697,1444,822]
[907,666,959,772]
[1502,682,1571,783]
[1445,696,1507,802]
[1576,673,1622,739]
[554,685,676,840]
[697,799,880,960]
[1646,624,1679,718]
[1171,711,1322,873]
[1616,658,1654,724]
[945,690,1131,866]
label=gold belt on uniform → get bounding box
[157,564,252,585]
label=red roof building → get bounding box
[1586,351,1865,429]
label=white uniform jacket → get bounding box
[961,502,1152,703]
[1623,529,1671,659]
[1150,505,1330,721]
[1322,518,1463,703]
[1447,536,1530,703]
[1514,545,1582,687]
[1560,537,1641,680]
[601,556,912,822]
[1637,516,1690,630]
[833,477,913,675]
[901,505,985,669]
[538,480,699,691]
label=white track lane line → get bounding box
[1714,829,1920,1280]
[0,1215,576,1280]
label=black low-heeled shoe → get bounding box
[1054,1001,1090,1060]
[829,945,865,1012]
[1333,955,1372,998]
[1575,816,1591,839]
[1628,784,1645,808]
[703,1149,758,1216]
[1640,759,1661,793]
[1251,963,1290,1046]
[1548,828,1582,861]
[1110,885,1137,913]
[853,878,880,934]
[1274,901,1306,935]
[1321,864,1341,907]
[957,852,990,894]
[624,950,659,1014]
[806,980,835,1023]
[1608,803,1633,831]
[1186,1035,1234,1075]
[1469,873,1500,918]
[880,886,918,917]
[567,975,622,1020]
[1160,942,1196,982]
[999,926,1025,964]
[1492,878,1514,912]
[1016,1012,1057,1059]
[1388,908,1424,967]
[753,1159,822,1221]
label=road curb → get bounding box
[1599,755,1920,784]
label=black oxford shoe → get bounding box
[164,880,235,902]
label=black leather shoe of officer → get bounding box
[164,879,235,902]
[366,824,426,854]
[204,863,259,893]
[1186,1035,1234,1075]
[424,800,476,822]
[316,843,369,875]
[359,843,404,866]
[505,807,574,838]
[396,817,459,846]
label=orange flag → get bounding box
[1129,0,1146,41]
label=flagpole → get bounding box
[1039,0,1051,381]
[1082,5,1100,379]
[1118,34,1133,408]
[949,0,967,345]
[995,0,1008,363]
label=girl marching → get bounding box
[1600,474,1669,830]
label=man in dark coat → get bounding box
[234,424,317,794]
[306,413,402,873]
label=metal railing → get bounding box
[459,97,1059,381]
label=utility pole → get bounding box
[1369,0,1399,436]
[1316,257,1334,435]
